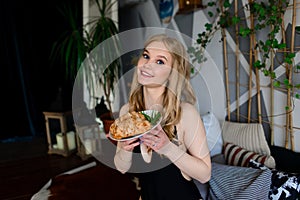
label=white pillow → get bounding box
[222,121,271,156]
[202,112,223,157]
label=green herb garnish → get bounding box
[141,111,161,125]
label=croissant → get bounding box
[110,111,151,139]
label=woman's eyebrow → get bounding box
[144,48,168,61]
[157,55,168,61]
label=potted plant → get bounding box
[50,0,120,131]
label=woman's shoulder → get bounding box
[180,102,198,113]
[179,102,201,122]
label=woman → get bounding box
[114,34,211,200]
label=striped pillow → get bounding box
[223,143,276,168]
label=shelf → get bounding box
[177,0,205,15]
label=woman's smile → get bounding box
[140,69,154,78]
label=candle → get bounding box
[56,131,76,151]
[84,139,92,154]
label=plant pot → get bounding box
[99,112,118,134]
[99,111,119,145]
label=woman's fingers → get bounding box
[140,124,168,150]
[120,138,140,151]
[118,124,169,151]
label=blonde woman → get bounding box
[114,34,211,200]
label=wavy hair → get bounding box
[128,34,196,139]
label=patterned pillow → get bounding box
[223,142,276,168]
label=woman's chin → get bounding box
[138,81,163,88]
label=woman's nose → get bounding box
[143,61,152,68]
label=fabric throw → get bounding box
[249,160,300,200]
[223,142,276,169]
[209,162,272,200]
[269,170,300,200]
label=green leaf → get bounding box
[285,106,290,111]
[141,111,161,126]
[270,71,276,79]
[283,79,290,86]
[273,81,281,87]
[263,69,269,76]
[141,112,151,122]
[205,23,213,31]
[284,57,293,64]
[232,16,240,24]
[266,39,272,46]
[278,43,286,49]
[223,0,231,8]
[207,2,215,7]
[295,94,300,99]
[239,27,251,37]
[254,60,262,68]
[191,67,194,74]
[287,53,295,59]
[187,47,195,53]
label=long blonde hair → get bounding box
[129,34,196,139]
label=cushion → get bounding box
[222,121,271,156]
[223,142,276,168]
[202,112,223,156]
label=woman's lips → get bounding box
[140,70,154,77]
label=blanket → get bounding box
[31,162,140,200]
[209,162,272,200]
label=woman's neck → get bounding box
[143,86,164,109]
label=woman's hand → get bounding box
[139,124,169,151]
[118,138,140,151]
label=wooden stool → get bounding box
[43,111,75,157]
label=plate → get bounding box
[108,110,162,141]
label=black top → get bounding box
[137,161,202,200]
[133,126,202,200]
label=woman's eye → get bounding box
[142,53,149,59]
[156,60,165,65]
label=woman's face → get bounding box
[137,41,173,87]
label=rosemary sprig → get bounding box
[141,111,161,125]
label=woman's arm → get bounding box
[113,104,139,173]
[114,140,137,173]
[157,103,211,183]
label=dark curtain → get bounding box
[0,0,82,141]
